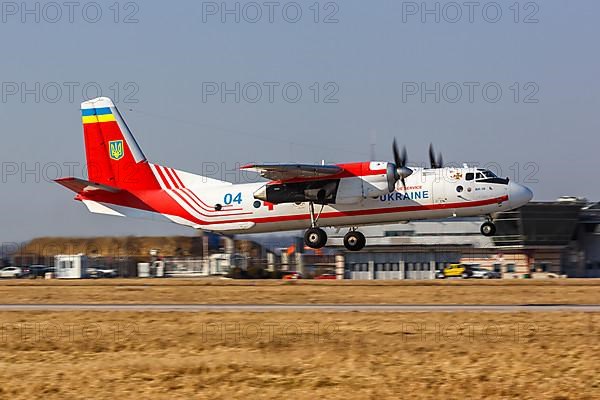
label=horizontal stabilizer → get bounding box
[55,177,121,194]
[81,200,125,217]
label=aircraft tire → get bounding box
[343,231,366,251]
[304,227,328,249]
[480,221,496,237]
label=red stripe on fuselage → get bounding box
[80,188,508,227]
[168,168,185,188]
[163,168,180,189]
[165,167,245,212]
[155,166,172,189]
[152,166,252,218]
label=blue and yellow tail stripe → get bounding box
[82,107,117,124]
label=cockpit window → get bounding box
[474,169,510,185]
[466,173,474,181]
[476,169,499,178]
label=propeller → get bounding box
[392,139,413,190]
[428,143,444,169]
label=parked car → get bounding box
[315,273,337,280]
[282,272,303,280]
[469,267,501,279]
[436,264,473,279]
[0,266,24,278]
[24,265,53,278]
[87,267,118,278]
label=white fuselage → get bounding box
[173,167,527,234]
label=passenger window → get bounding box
[466,173,474,181]
[476,173,484,179]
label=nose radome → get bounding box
[509,181,533,207]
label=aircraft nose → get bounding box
[508,181,533,208]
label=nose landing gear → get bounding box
[480,219,497,237]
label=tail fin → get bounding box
[81,97,160,190]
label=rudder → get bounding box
[81,97,160,190]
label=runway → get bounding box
[0,304,599,312]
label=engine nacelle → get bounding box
[362,162,398,197]
[253,180,339,204]
[335,162,397,204]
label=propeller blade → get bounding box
[429,143,443,168]
[391,138,413,188]
[393,139,401,167]
[429,143,437,168]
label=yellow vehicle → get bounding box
[436,264,473,279]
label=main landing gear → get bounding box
[304,202,328,249]
[304,227,328,249]
[303,202,366,251]
[480,217,497,237]
[343,229,366,252]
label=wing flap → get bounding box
[241,163,342,181]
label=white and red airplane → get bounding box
[56,97,533,251]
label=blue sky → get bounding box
[0,0,598,243]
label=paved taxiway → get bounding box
[0,304,599,312]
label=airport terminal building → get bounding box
[327,199,600,279]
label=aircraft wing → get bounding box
[240,163,343,181]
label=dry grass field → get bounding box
[0,311,598,399]
[0,279,600,304]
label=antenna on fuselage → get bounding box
[369,130,376,161]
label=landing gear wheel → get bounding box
[480,221,496,237]
[304,227,328,249]
[343,231,366,251]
